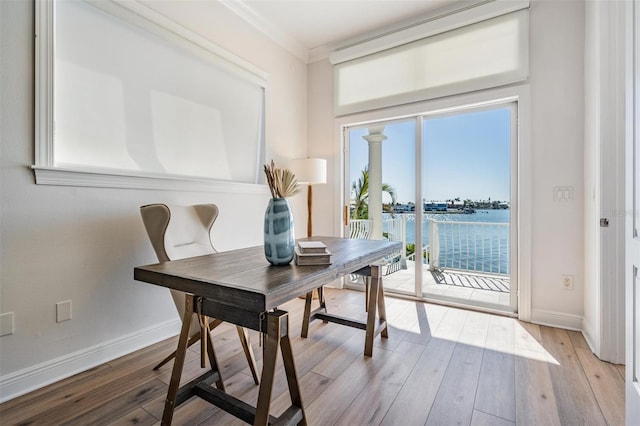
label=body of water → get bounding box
[386,209,510,274]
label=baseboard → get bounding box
[530,309,583,331]
[581,316,599,355]
[0,319,181,403]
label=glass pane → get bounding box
[347,120,416,294]
[421,107,512,308]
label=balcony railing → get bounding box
[349,217,509,276]
[349,218,407,275]
[429,220,509,275]
[349,218,405,247]
[349,219,373,240]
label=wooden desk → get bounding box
[134,236,400,426]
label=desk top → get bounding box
[134,236,400,312]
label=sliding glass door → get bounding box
[421,104,516,311]
[344,101,517,313]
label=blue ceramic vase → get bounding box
[264,197,295,265]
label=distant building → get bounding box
[448,200,464,210]
[424,202,447,211]
[393,203,414,213]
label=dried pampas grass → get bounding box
[264,160,301,199]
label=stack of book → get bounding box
[294,241,332,265]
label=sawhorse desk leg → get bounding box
[160,303,305,425]
[364,264,387,356]
[301,264,388,357]
[255,310,307,426]
[162,295,223,425]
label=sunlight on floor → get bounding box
[384,300,559,365]
[512,321,559,365]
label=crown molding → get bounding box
[308,45,333,63]
[218,0,309,63]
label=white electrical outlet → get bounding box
[0,312,15,336]
[56,300,72,323]
[561,274,574,290]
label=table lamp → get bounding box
[291,158,327,237]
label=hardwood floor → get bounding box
[0,289,625,425]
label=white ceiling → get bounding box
[243,0,454,50]
[221,0,470,62]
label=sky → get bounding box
[349,106,511,204]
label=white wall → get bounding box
[307,0,586,327]
[307,59,337,237]
[0,0,307,401]
[528,0,585,326]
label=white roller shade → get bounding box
[335,10,529,115]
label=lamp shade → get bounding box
[291,158,327,185]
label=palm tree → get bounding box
[351,166,397,219]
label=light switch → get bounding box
[553,186,573,202]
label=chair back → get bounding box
[140,203,219,334]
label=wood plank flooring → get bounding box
[0,289,625,426]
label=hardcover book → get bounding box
[294,247,332,265]
[297,241,328,254]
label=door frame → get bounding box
[584,0,628,365]
[335,85,532,319]
[626,0,640,421]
